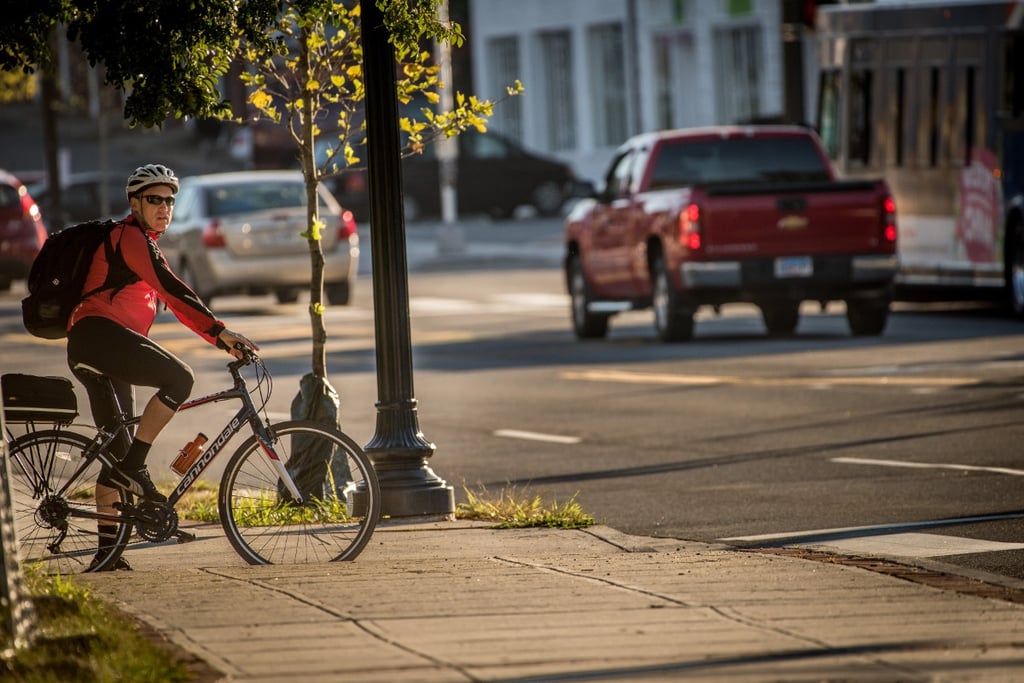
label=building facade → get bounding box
[467,0,812,182]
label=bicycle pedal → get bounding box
[176,530,197,544]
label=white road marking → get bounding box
[494,429,581,445]
[561,368,977,388]
[832,456,1024,477]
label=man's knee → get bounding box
[159,366,194,410]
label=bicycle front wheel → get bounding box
[218,420,380,564]
[7,430,132,574]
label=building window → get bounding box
[817,69,840,160]
[486,36,522,141]
[848,68,873,167]
[539,30,576,151]
[654,37,674,130]
[895,67,905,167]
[712,25,762,124]
[588,23,628,147]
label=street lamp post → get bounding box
[359,0,454,518]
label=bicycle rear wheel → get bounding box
[7,430,132,574]
[218,420,380,564]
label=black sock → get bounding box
[120,439,152,471]
[97,524,118,554]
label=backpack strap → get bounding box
[82,220,141,302]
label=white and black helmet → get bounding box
[125,163,179,199]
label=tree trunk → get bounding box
[285,23,342,501]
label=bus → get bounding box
[815,1,1024,312]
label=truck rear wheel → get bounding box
[568,256,610,339]
[653,256,694,342]
[846,299,890,336]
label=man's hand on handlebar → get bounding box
[217,328,260,360]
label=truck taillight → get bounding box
[883,195,897,243]
[337,209,357,240]
[202,220,226,247]
[678,203,701,250]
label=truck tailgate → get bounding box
[699,180,887,257]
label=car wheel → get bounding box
[652,255,694,342]
[0,275,12,292]
[568,256,609,339]
[275,288,300,304]
[760,301,800,337]
[532,181,565,216]
[846,298,889,336]
[326,281,351,306]
[1004,214,1024,317]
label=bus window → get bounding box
[1004,33,1024,117]
[928,66,940,167]
[963,65,976,165]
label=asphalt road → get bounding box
[2,217,1023,588]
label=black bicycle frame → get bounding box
[165,374,291,505]
[47,356,304,526]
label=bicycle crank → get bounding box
[132,501,179,542]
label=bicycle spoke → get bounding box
[219,421,380,565]
[7,431,132,574]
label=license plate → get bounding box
[262,229,299,245]
[774,256,813,278]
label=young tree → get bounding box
[241,1,519,496]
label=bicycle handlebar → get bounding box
[226,342,260,374]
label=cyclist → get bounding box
[66,163,258,570]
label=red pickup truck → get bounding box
[564,125,898,341]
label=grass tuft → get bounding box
[176,481,355,526]
[1,565,190,683]
[455,484,595,529]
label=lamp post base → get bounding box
[365,401,455,519]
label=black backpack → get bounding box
[21,219,139,339]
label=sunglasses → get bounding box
[141,194,176,207]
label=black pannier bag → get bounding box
[1,374,78,425]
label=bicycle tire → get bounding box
[218,420,381,564]
[7,430,132,574]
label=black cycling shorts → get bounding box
[67,317,195,451]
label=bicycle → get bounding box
[2,346,381,574]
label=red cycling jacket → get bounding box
[68,215,225,344]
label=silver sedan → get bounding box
[160,170,359,305]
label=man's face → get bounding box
[131,185,175,233]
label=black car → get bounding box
[26,171,124,231]
[322,129,577,222]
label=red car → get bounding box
[0,170,48,292]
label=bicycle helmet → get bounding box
[125,163,179,199]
